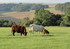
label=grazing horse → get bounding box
[12,25,27,36]
[29,24,44,33]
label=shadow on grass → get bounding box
[42,34,54,37]
[31,34,54,37]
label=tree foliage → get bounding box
[0,3,49,12]
[0,19,16,27]
[55,2,70,12]
[33,8,62,26]
[21,17,33,27]
[60,7,70,26]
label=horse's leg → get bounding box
[44,32,46,34]
[43,31,46,34]
[20,33,23,36]
[13,31,15,36]
[32,31,34,34]
[31,30,34,34]
[24,32,27,36]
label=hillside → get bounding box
[0,3,49,12]
[0,12,35,20]
[44,3,57,8]
[0,8,64,22]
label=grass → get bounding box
[2,11,17,14]
[30,10,35,12]
[45,8,55,11]
[30,8,55,12]
[0,27,70,49]
[0,11,17,14]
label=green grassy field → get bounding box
[0,27,70,49]
[2,11,17,14]
[45,8,55,11]
[30,8,55,12]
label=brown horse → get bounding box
[12,25,27,36]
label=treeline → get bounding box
[0,4,17,11]
[0,19,16,27]
[21,8,70,27]
[0,3,49,12]
[55,2,70,12]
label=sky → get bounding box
[0,0,70,3]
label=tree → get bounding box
[34,8,62,26]
[60,7,70,26]
[55,2,70,12]
[2,22,8,27]
[12,3,49,12]
[12,3,24,12]
[7,21,16,27]
[21,17,33,27]
[0,19,16,27]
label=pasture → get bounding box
[45,8,55,11]
[30,8,55,12]
[0,11,17,13]
[0,27,70,49]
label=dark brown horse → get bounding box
[12,25,27,36]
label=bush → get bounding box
[0,19,16,27]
